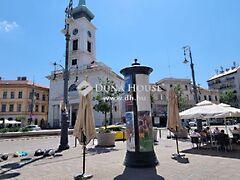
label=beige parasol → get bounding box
[167,88,183,133]
[73,80,96,145]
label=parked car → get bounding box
[101,125,126,141]
[226,119,237,125]
[202,121,208,126]
[189,121,197,127]
[24,125,41,131]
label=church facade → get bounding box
[47,0,124,128]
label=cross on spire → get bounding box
[78,0,86,6]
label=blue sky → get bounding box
[0,0,239,88]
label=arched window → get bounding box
[69,84,77,92]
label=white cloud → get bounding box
[0,20,19,32]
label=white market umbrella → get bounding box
[180,100,229,147]
[214,103,240,118]
[179,100,228,120]
[214,103,240,135]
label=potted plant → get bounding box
[94,78,121,147]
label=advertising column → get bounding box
[120,59,159,168]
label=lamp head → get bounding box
[183,58,189,64]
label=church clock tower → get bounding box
[68,0,96,67]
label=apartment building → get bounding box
[207,66,240,107]
[0,77,49,126]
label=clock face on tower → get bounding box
[73,28,78,35]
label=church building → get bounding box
[47,0,124,127]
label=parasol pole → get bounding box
[224,117,229,135]
[82,107,87,175]
[175,125,180,155]
[75,107,92,180]
[208,118,213,148]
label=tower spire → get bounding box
[72,0,94,21]
[78,0,86,6]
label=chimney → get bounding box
[17,77,27,81]
[233,61,236,68]
[22,77,27,81]
[220,66,224,73]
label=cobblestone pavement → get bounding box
[0,130,239,180]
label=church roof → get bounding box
[71,0,94,21]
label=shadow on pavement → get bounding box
[86,146,119,155]
[182,148,240,159]
[171,155,190,164]
[0,156,45,176]
[0,172,20,179]
[1,162,20,169]
[114,167,164,180]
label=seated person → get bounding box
[204,127,211,141]
[231,127,240,135]
[216,130,229,148]
[213,127,220,135]
[190,129,201,137]
[200,130,208,144]
[230,127,240,143]
[190,129,201,148]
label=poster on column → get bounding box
[138,111,153,152]
[125,111,135,152]
[135,74,153,152]
[124,75,134,112]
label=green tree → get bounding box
[220,89,237,107]
[15,116,26,122]
[174,84,187,111]
[93,78,121,129]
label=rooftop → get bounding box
[207,66,240,82]
[156,78,191,85]
[0,79,49,90]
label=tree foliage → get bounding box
[93,78,121,129]
[174,84,187,111]
[220,89,238,107]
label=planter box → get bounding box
[97,132,115,147]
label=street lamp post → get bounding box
[53,60,78,151]
[183,46,202,130]
[57,1,73,151]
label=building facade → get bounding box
[0,77,49,126]
[151,78,219,126]
[47,1,124,128]
[207,66,240,107]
